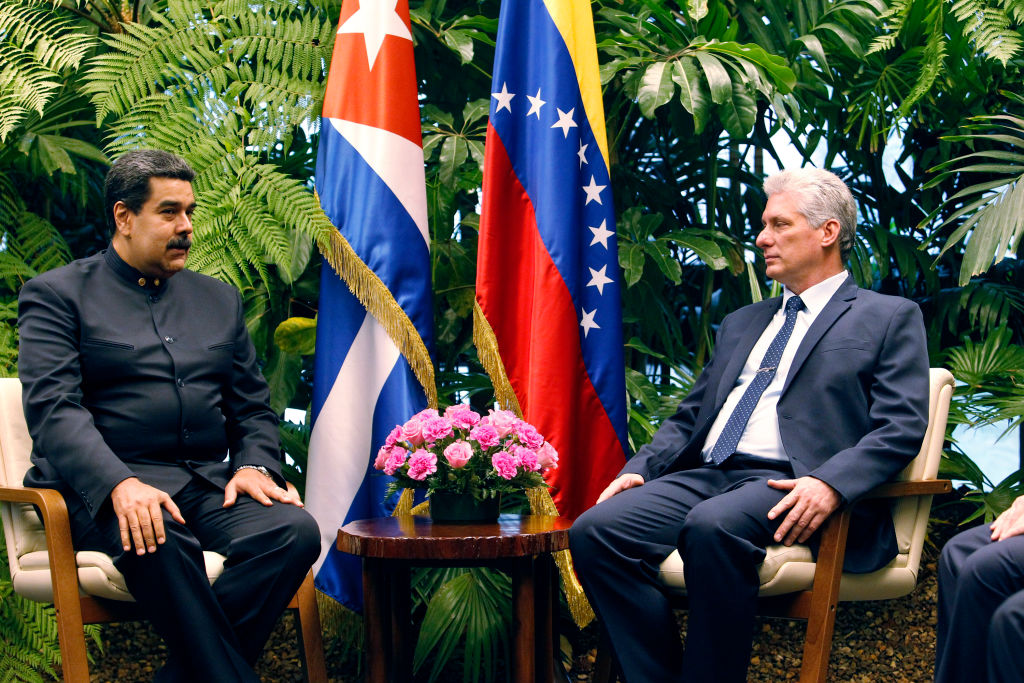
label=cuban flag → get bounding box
[475,0,627,521]
[306,0,434,610]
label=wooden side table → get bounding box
[337,513,572,683]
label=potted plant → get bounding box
[374,406,559,522]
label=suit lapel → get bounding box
[781,275,858,395]
[713,299,779,410]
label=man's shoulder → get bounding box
[21,252,106,297]
[172,269,240,299]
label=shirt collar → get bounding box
[103,246,169,292]
[782,270,848,317]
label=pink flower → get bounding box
[414,408,440,420]
[513,421,544,449]
[383,446,409,475]
[485,409,518,438]
[444,404,481,429]
[373,445,390,470]
[470,424,500,449]
[401,417,426,446]
[443,440,474,469]
[491,451,518,479]
[384,425,404,447]
[406,449,438,481]
[512,445,540,472]
[537,442,559,469]
[422,416,454,443]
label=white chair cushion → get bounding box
[12,549,227,602]
[658,547,917,601]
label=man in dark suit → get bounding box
[18,149,320,682]
[570,168,930,683]
[936,494,1024,683]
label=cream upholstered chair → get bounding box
[596,367,954,683]
[0,377,327,682]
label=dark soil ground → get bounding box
[85,503,971,682]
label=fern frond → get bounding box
[866,0,912,54]
[0,0,96,140]
[951,0,1024,65]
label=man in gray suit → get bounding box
[18,150,320,682]
[570,168,930,683]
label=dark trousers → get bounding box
[569,457,793,683]
[936,523,1024,683]
[70,477,321,683]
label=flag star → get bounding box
[583,176,606,204]
[337,0,412,71]
[589,220,614,248]
[526,89,546,118]
[580,308,600,337]
[587,265,614,295]
[492,82,515,113]
[577,142,589,167]
[550,107,578,138]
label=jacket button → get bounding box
[176,378,185,387]
[164,336,175,343]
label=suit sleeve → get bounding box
[619,313,735,481]
[807,299,930,503]
[18,277,137,516]
[222,289,286,486]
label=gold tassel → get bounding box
[472,300,522,414]
[392,488,414,516]
[312,196,437,408]
[527,486,595,627]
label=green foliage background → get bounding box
[3,0,1024,680]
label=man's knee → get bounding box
[273,507,321,567]
[992,596,1024,639]
[569,507,604,561]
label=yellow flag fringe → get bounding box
[472,300,522,414]
[474,299,595,627]
[312,196,437,408]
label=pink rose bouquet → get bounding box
[374,406,558,501]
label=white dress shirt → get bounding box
[701,271,849,463]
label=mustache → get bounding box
[167,236,192,250]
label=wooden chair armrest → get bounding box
[0,483,85,618]
[865,479,952,499]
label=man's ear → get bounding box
[112,201,134,238]
[819,218,841,249]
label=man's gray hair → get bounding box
[763,168,857,262]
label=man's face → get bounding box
[114,177,195,279]
[756,191,834,293]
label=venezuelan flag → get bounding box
[475,0,627,523]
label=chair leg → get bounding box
[592,626,618,683]
[291,571,328,683]
[797,508,851,683]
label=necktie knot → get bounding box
[785,295,804,315]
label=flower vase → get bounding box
[429,491,500,524]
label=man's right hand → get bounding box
[596,474,645,504]
[110,477,185,555]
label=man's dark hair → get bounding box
[104,150,195,230]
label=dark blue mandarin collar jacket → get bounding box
[18,248,284,519]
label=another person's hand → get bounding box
[990,495,1024,541]
[110,477,185,555]
[223,467,304,508]
[596,474,645,504]
[766,476,841,545]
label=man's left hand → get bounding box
[223,468,304,508]
[765,477,841,545]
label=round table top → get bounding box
[337,513,573,560]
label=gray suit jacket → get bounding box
[621,276,930,572]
